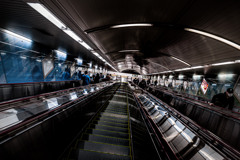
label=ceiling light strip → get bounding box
[28,2,118,72]
[111,23,153,29]
[0,28,32,42]
[119,50,140,52]
[171,56,191,66]
[148,60,240,75]
[185,28,240,50]
[28,3,66,29]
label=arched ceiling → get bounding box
[2,0,240,75]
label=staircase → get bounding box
[65,85,132,160]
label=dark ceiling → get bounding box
[1,0,240,75]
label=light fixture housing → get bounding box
[119,50,140,52]
[0,28,32,42]
[28,3,66,29]
[185,28,240,50]
[111,23,153,29]
[171,56,191,66]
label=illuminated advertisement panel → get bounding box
[200,78,208,94]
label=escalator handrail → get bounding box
[0,82,107,107]
[145,90,240,159]
[0,84,113,138]
[58,83,120,159]
[151,86,240,119]
[133,93,179,160]
[129,83,178,160]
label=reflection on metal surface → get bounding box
[0,109,19,130]
[70,92,78,100]
[46,98,58,109]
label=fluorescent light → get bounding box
[80,41,93,50]
[178,75,184,79]
[55,50,67,60]
[119,50,139,52]
[212,61,235,66]
[0,28,32,42]
[1,52,6,56]
[36,59,42,62]
[63,29,82,42]
[28,3,66,29]
[174,68,191,71]
[111,23,153,28]
[218,73,235,79]
[76,58,83,65]
[185,28,240,50]
[193,74,202,80]
[191,66,204,69]
[171,56,191,66]
[92,51,99,56]
[20,56,27,59]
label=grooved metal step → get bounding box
[76,149,131,160]
[98,117,128,124]
[94,120,128,128]
[87,129,129,139]
[82,134,129,146]
[77,141,130,156]
[90,124,129,133]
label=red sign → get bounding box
[200,78,208,94]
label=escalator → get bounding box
[0,83,163,160]
[64,85,132,160]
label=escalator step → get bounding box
[94,120,128,128]
[98,117,128,124]
[77,149,131,160]
[105,108,127,113]
[90,124,129,133]
[82,134,129,146]
[104,110,127,115]
[77,141,130,156]
[87,129,129,139]
[105,107,127,110]
[101,113,128,120]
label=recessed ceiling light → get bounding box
[185,28,240,50]
[0,28,32,42]
[111,23,153,29]
[171,56,191,66]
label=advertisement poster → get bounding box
[200,78,209,94]
[70,63,76,77]
[42,57,54,79]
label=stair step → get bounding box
[90,124,129,133]
[94,120,128,128]
[98,117,128,124]
[101,113,128,120]
[105,108,127,112]
[82,134,129,146]
[87,129,129,139]
[77,141,130,156]
[76,149,131,160]
[104,110,128,115]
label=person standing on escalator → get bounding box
[82,71,90,86]
[210,88,234,110]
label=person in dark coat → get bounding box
[147,78,151,85]
[139,79,147,89]
[210,88,234,110]
[94,73,100,83]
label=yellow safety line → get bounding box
[126,85,133,160]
